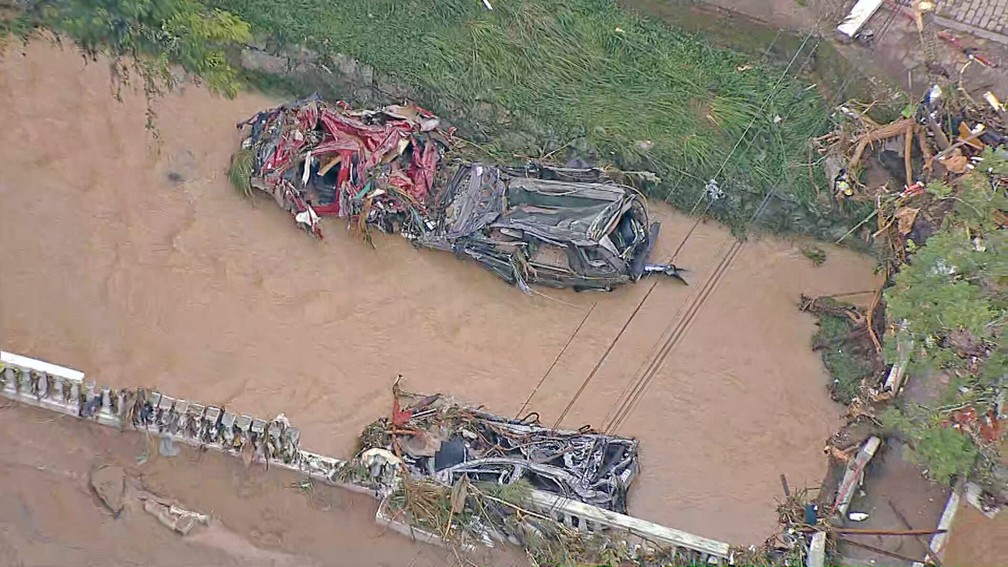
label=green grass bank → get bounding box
[212,0,863,237]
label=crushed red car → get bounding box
[234,95,686,292]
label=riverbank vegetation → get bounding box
[3,0,869,237]
[2,0,250,96]
[804,295,882,405]
[881,150,1006,485]
[215,0,852,236]
[807,148,1005,489]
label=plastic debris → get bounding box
[159,436,181,457]
[983,92,1004,113]
[836,0,884,42]
[142,498,210,535]
[848,512,869,522]
[234,97,686,292]
[804,503,819,524]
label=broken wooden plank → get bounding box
[834,436,882,516]
[837,0,885,41]
[883,327,912,393]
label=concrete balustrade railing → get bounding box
[528,491,732,563]
[1,349,733,564]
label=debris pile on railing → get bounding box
[381,475,722,567]
[346,381,729,566]
[353,381,640,513]
[735,478,829,567]
[232,96,687,292]
[0,350,733,566]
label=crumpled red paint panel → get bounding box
[362,130,409,170]
[269,107,444,221]
[318,110,394,149]
[387,165,414,193]
[312,136,365,156]
[407,138,438,202]
[947,407,1004,444]
[391,398,412,427]
[264,130,308,181]
[978,410,1003,444]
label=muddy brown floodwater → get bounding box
[1,41,881,562]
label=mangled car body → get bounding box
[356,391,641,513]
[235,96,685,291]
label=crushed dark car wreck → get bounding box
[352,387,641,514]
[233,95,686,292]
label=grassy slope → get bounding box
[813,313,874,405]
[213,0,844,233]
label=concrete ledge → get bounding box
[934,15,1008,46]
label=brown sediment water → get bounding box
[0,403,473,566]
[945,444,1008,567]
[945,505,1008,567]
[0,41,880,559]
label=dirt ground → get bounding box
[698,0,1008,100]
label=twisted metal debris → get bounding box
[233,96,686,292]
[356,388,640,513]
[0,350,732,564]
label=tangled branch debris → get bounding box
[815,84,1008,206]
[800,294,886,406]
[334,382,732,566]
[352,382,640,513]
[735,483,834,567]
[804,77,1007,542]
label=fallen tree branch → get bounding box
[848,118,916,171]
[904,126,914,187]
[917,125,934,172]
[799,527,948,536]
[866,286,883,353]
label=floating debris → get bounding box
[234,96,686,292]
[141,498,210,535]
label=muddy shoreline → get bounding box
[4,1,1003,562]
[0,38,887,560]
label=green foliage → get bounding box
[885,153,1007,378]
[228,146,255,198]
[210,0,837,234]
[912,425,980,481]
[0,12,32,44]
[882,407,979,483]
[814,314,873,404]
[5,0,251,97]
[882,149,1006,485]
[925,180,953,200]
[801,244,827,266]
